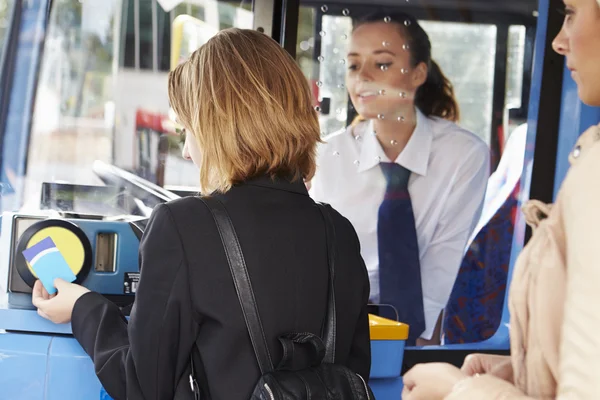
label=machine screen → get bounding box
[40,183,124,217]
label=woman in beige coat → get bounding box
[401,0,600,398]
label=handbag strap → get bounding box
[198,196,337,372]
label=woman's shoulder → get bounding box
[567,123,600,167]
[156,196,215,225]
[318,203,369,284]
[426,117,489,173]
[561,124,600,198]
[318,202,362,248]
[429,116,488,155]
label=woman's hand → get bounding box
[401,362,467,400]
[32,279,90,324]
[461,354,514,382]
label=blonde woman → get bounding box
[400,0,600,398]
[31,29,371,400]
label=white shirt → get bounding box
[310,109,490,340]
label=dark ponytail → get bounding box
[354,11,460,122]
[417,60,459,121]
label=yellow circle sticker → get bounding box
[26,226,85,277]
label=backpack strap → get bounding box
[316,203,337,364]
[198,196,338,371]
[199,196,275,374]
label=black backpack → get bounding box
[193,196,375,400]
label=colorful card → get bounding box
[22,236,77,295]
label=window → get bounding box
[505,25,527,138]
[0,0,13,56]
[19,0,255,211]
[420,21,497,145]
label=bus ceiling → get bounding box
[299,0,538,24]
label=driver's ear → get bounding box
[413,62,428,87]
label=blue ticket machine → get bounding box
[0,211,145,399]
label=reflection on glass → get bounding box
[420,21,497,146]
[13,0,254,215]
[24,0,119,212]
[308,16,501,148]
[505,25,527,137]
[317,15,352,134]
[173,15,219,67]
[0,0,14,56]
[306,16,499,147]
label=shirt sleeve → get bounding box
[71,203,200,400]
[420,141,490,339]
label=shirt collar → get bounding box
[356,108,433,176]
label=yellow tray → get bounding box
[369,314,409,341]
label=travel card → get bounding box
[22,236,77,295]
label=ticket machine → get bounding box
[0,162,172,399]
[0,213,146,399]
[0,163,408,399]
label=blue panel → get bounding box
[72,220,140,295]
[0,332,106,399]
[0,1,50,211]
[369,377,403,400]
[370,340,404,379]
[0,332,50,400]
[553,63,600,198]
[100,387,114,399]
[46,336,103,400]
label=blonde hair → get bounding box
[168,28,321,193]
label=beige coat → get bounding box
[446,124,600,399]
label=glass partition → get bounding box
[299,0,537,346]
[15,0,254,214]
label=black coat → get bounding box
[72,175,371,400]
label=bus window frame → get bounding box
[0,0,20,183]
[0,0,50,211]
[0,0,19,99]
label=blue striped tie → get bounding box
[377,162,425,345]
